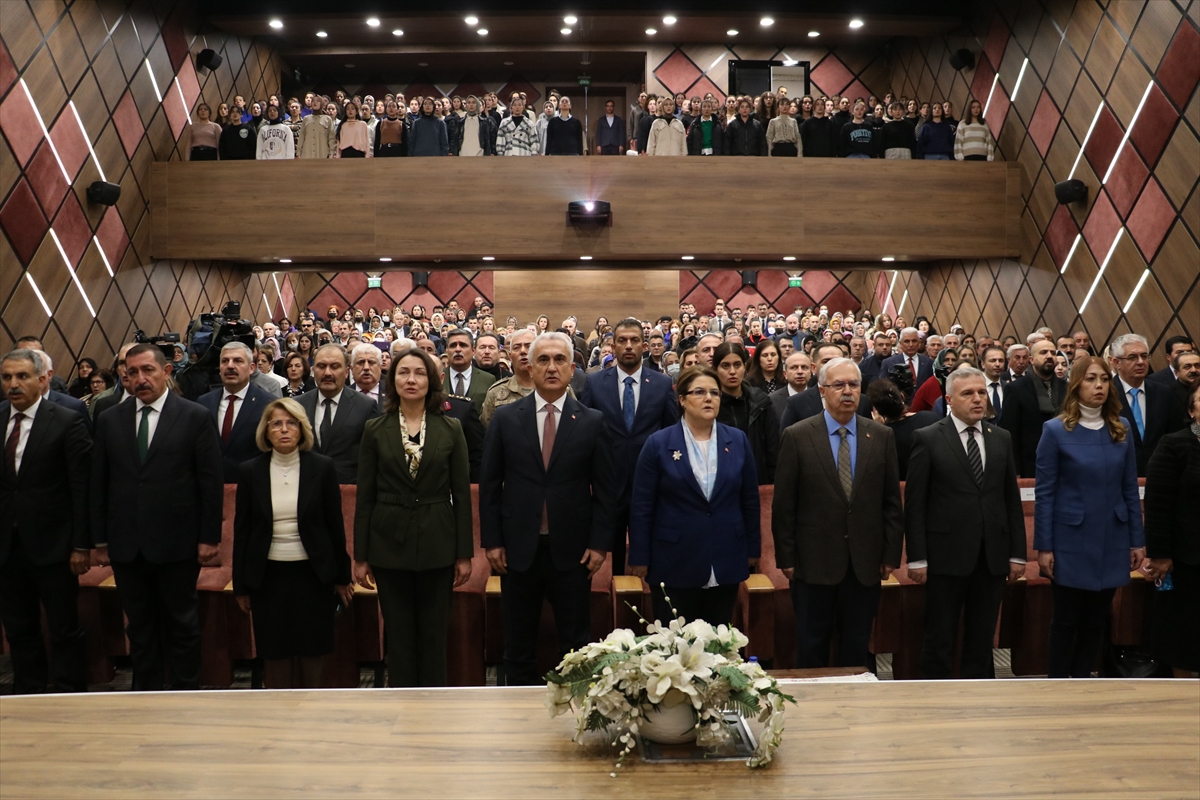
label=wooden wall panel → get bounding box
[494,269,679,330]
[151,159,1023,264]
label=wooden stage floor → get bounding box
[1,680,1197,799]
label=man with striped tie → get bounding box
[903,366,1025,679]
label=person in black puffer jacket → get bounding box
[713,343,779,484]
[724,98,767,156]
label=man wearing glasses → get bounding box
[1108,333,1173,476]
[772,357,903,670]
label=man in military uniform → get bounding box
[481,329,538,427]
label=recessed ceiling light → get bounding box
[503,61,514,65]
[482,256,495,261]
[465,15,478,25]
[392,29,403,36]
[760,17,774,26]
[646,27,657,35]
[366,18,380,27]
[564,15,577,24]
[663,15,676,25]
[808,30,819,37]
[580,256,592,260]
[418,62,428,67]
[345,63,355,68]
[278,258,292,263]
[268,19,283,29]
[783,256,796,261]
[882,256,895,262]
[562,27,572,34]
[849,19,864,28]
[315,30,327,37]
[727,29,738,36]
[681,255,694,260]
[477,28,488,35]
[379,257,392,262]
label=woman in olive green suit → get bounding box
[354,346,474,687]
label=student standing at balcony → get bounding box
[257,104,295,160]
[766,100,801,157]
[800,96,838,158]
[879,101,917,159]
[181,103,222,161]
[374,101,407,157]
[298,102,336,159]
[453,96,494,156]
[408,98,449,157]
[495,96,540,156]
[545,96,584,156]
[916,102,955,160]
[954,100,995,161]
[686,98,724,156]
[219,109,258,160]
[335,102,372,158]
[725,98,767,156]
[635,97,658,155]
[840,101,877,158]
[646,96,687,156]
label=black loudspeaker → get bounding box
[742,270,758,287]
[1054,179,1088,204]
[413,271,429,287]
[86,181,121,206]
[196,49,222,71]
[949,48,976,71]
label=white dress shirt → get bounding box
[449,365,474,396]
[315,387,346,446]
[616,364,643,413]
[534,392,568,452]
[987,378,1005,411]
[134,390,170,447]
[356,382,380,405]
[5,396,42,475]
[788,384,804,396]
[217,383,250,429]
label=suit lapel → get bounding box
[17,403,52,479]
[631,374,658,430]
[230,388,263,443]
[413,414,441,483]
[939,417,977,483]
[518,395,544,473]
[713,424,736,499]
[981,421,1002,483]
[809,420,847,503]
[143,393,179,467]
[547,396,581,471]
[668,423,708,502]
[296,451,314,519]
[255,454,273,521]
[850,421,876,501]
[381,411,412,484]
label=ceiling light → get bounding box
[477,28,488,35]
[279,259,292,263]
[564,15,577,24]
[503,61,514,65]
[482,256,495,261]
[366,18,380,27]
[882,256,895,262]
[344,63,355,68]
[392,29,403,36]
[580,256,592,260]
[849,19,864,28]
[646,27,657,35]
[268,19,283,29]
[783,256,796,261]
[418,62,428,66]
[760,17,774,26]
[315,31,327,37]
[379,257,392,262]
[465,16,478,25]
[681,255,694,260]
[663,15,676,25]
[727,29,738,36]
[808,30,820,37]
[562,27,572,34]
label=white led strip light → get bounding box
[1102,81,1154,185]
[25,273,53,317]
[1069,102,1104,180]
[1122,269,1151,313]
[49,229,96,317]
[1079,228,1124,314]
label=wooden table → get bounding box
[2,680,1197,798]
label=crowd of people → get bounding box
[2,299,1196,695]
[179,86,995,160]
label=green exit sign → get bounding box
[788,276,803,288]
[367,276,382,289]
[578,76,591,86]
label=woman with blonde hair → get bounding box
[1034,356,1144,678]
[233,398,353,688]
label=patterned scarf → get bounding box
[398,409,426,479]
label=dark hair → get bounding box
[382,347,447,416]
[811,342,844,364]
[1164,335,1195,356]
[92,369,115,390]
[675,365,720,407]
[476,332,502,348]
[712,342,748,369]
[867,378,907,421]
[284,352,310,381]
[612,317,644,341]
[748,338,782,382]
[126,342,168,366]
[445,329,473,347]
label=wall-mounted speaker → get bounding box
[413,271,429,287]
[86,181,121,206]
[1054,179,1088,205]
[742,270,758,287]
[949,49,976,71]
[196,49,222,71]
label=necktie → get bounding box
[965,426,984,485]
[455,373,466,397]
[221,395,239,444]
[990,382,1003,418]
[541,404,558,533]
[909,356,918,384]
[320,398,333,448]
[1129,388,1144,439]
[836,427,853,499]
[622,376,636,432]
[5,412,25,478]
[137,407,151,463]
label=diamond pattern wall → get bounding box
[680,269,875,318]
[0,0,300,377]
[871,0,1198,370]
[293,272,495,324]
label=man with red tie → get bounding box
[880,327,935,401]
[350,343,384,409]
[198,343,276,484]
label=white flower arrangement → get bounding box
[544,593,795,770]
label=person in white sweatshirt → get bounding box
[256,105,295,159]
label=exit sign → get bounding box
[788,276,803,288]
[578,76,591,86]
[367,276,382,289]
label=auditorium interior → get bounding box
[0,0,1198,797]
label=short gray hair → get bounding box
[351,343,381,363]
[1,348,46,376]
[530,331,574,362]
[945,365,985,396]
[817,356,861,386]
[37,350,53,374]
[1006,343,1029,358]
[926,334,943,345]
[1026,332,1047,345]
[899,327,920,339]
[221,341,254,362]
[1110,333,1148,358]
[389,337,415,355]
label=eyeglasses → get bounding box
[684,389,721,399]
[268,419,301,431]
[1113,353,1150,363]
[821,380,862,391]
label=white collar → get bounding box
[224,382,250,401]
[320,386,346,405]
[534,392,568,414]
[136,390,169,415]
[10,395,42,420]
[788,384,803,396]
[950,413,983,435]
[617,364,643,384]
[451,365,472,379]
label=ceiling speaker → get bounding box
[1054,179,1088,205]
[742,270,758,287]
[196,49,222,71]
[949,49,976,71]
[413,271,429,287]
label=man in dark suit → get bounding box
[431,357,486,482]
[90,343,136,421]
[20,349,91,431]
[594,99,624,155]
[350,343,384,409]
[1001,343,1029,383]
[780,344,872,429]
[1109,333,1178,476]
[999,339,1065,478]
[769,351,812,423]
[859,331,893,388]
[880,328,934,400]
[0,349,91,693]
[296,344,381,484]
[1147,336,1194,387]
[773,357,903,669]
[980,345,1009,422]
[1166,352,1200,426]
[443,330,496,417]
[198,343,276,483]
[480,332,615,685]
[579,318,678,575]
[15,336,67,394]
[904,366,1025,679]
[90,344,223,691]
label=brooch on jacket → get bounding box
[672,450,681,461]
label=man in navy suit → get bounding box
[480,332,616,685]
[197,343,276,483]
[1109,333,1179,476]
[580,318,679,574]
[594,99,624,155]
[859,331,893,388]
[1147,336,1194,388]
[880,328,934,400]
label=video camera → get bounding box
[176,301,257,399]
[133,329,182,363]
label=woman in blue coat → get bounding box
[1035,356,1145,678]
[629,366,760,627]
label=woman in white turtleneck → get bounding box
[1033,356,1144,679]
[233,398,353,689]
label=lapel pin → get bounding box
[571,414,576,420]
[724,447,729,453]
[866,433,871,439]
[672,450,682,461]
